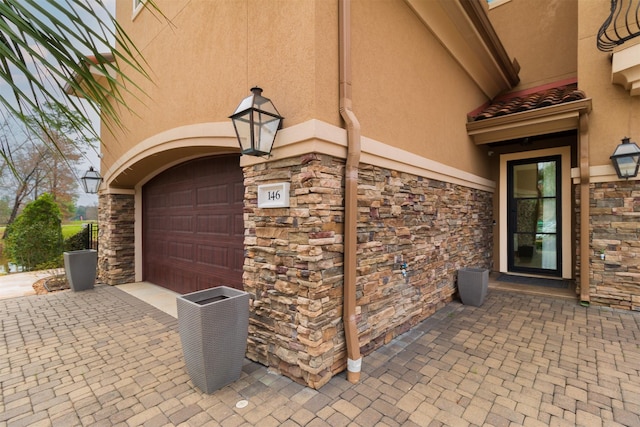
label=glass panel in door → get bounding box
[507,156,561,276]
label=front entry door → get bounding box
[507,156,561,276]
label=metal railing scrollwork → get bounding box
[597,0,640,52]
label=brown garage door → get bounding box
[142,155,244,294]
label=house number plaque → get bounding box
[257,182,290,208]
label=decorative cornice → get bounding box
[106,119,495,193]
[245,120,496,192]
[612,43,640,96]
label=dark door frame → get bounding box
[506,155,562,277]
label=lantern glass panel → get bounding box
[253,111,281,154]
[231,111,253,153]
[81,168,102,194]
[615,155,640,178]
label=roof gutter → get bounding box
[339,0,362,384]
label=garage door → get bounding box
[142,155,244,294]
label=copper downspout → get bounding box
[579,114,591,305]
[339,0,362,383]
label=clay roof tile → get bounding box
[470,83,585,122]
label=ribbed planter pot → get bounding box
[457,267,489,307]
[177,286,250,393]
[63,250,97,292]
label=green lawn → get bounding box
[62,221,96,239]
[0,222,95,240]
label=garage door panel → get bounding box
[196,214,232,235]
[197,274,227,290]
[197,184,230,206]
[232,248,245,273]
[145,237,165,257]
[196,244,228,268]
[146,216,167,232]
[167,241,194,262]
[168,189,193,207]
[143,155,244,294]
[234,213,244,237]
[147,193,168,209]
[233,182,245,202]
[168,215,194,233]
[168,267,197,294]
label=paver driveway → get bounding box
[1,285,639,426]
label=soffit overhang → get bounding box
[404,0,519,99]
[466,98,592,145]
[64,53,115,98]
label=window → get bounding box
[487,0,511,9]
[133,0,147,19]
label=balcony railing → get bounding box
[598,0,640,52]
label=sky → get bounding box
[0,0,117,207]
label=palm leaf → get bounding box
[0,0,158,168]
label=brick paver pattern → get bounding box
[1,285,639,426]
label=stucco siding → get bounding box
[487,0,578,91]
[351,1,490,178]
[577,1,640,167]
[105,0,494,185]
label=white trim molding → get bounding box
[106,119,495,193]
[241,119,496,193]
[102,122,239,187]
[570,164,636,184]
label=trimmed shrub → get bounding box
[5,194,63,271]
[64,226,89,252]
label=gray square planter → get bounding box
[63,250,97,291]
[457,268,489,307]
[177,286,250,393]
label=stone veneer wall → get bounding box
[98,193,135,285]
[580,181,640,310]
[243,153,493,388]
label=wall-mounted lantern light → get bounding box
[610,137,640,179]
[81,166,102,194]
[229,87,284,156]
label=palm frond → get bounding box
[0,0,158,164]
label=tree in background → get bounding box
[0,0,156,175]
[0,195,10,224]
[25,103,94,220]
[4,193,63,271]
[0,102,92,229]
[0,128,48,237]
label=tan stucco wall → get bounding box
[578,1,640,167]
[350,1,490,178]
[106,0,339,174]
[487,0,640,168]
[103,0,494,185]
[487,0,578,91]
